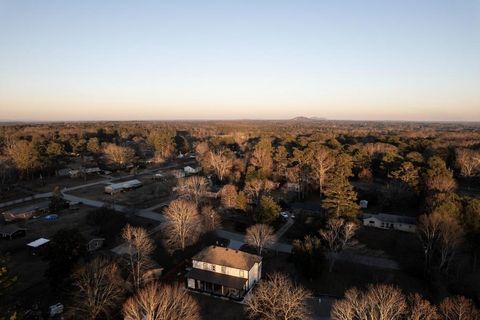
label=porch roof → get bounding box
[187,268,247,290]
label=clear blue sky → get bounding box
[0,0,479,121]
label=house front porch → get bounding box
[186,268,247,300]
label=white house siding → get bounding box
[248,262,261,289]
[363,217,416,233]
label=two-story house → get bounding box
[186,245,262,300]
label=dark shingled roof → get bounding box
[0,225,26,236]
[187,268,247,289]
[192,246,262,271]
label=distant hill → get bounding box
[290,116,327,122]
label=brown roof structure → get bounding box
[0,225,26,237]
[187,268,247,289]
[192,246,262,271]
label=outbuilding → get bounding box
[362,213,416,233]
[104,179,143,194]
[0,225,27,240]
[27,238,50,255]
[184,166,201,174]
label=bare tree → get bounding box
[245,224,276,255]
[220,184,238,208]
[417,213,443,273]
[307,144,335,196]
[177,176,208,205]
[104,143,135,168]
[331,284,407,320]
[245,273,311,320]
[244,179,275,204]
[122,224,156,291]
[319,218,357,272]
[438,215,463,272]
[208,149,233,181]
[163,199,202,251]
[123,282,200,320]
[408,293,440,320]
[71,258,125,320]
[417,212,463,273]
[456,148,480,178]
[439,296,479,320]
[200,205,221,231]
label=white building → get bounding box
[104,179,142,194]
[186,246,262,300]
[359,200,368,208]
[362,213,417,233]
[184,166,201,174]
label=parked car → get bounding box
[280,211,289,220]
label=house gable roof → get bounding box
[192,246,261,271]
[187,268,247,289]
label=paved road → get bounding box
[0,161,190,209]
[275,217,294,239]
[62,193,166,222]
[308,296,336,320]
[214,229,293,254]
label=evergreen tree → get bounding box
[292,235,324,279]
[236,191,249,212]
[49,186,68,213]
[323,153,359,218]
[45,228,86,287]
[256,195,281,224]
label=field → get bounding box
[1,203,156,309]
[69,174,174,210]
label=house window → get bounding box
[369,220,374,224]
[239,270,245,277]
[221,266,226,274]
[211,265,216,272]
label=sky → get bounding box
[0,0,479,121]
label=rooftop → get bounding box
[187,268,247,290]
[27,238,50,248]
[2,201,50,215]
[364,213,417,225]
[192,246,262,271]
[0,225,27,235]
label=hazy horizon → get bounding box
[1,0,479,122]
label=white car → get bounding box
[280,211,289,219]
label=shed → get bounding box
[184,166,201,174]
[27,238,50,248]
[0,225,27,240]
[87,238,105,252]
